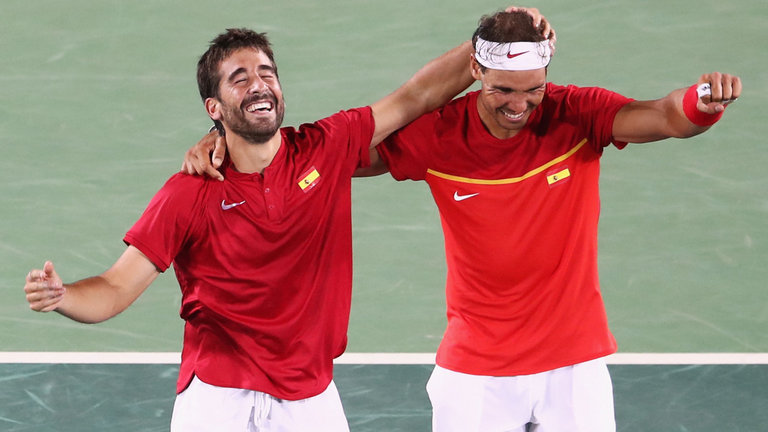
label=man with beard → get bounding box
[22,9,554,431]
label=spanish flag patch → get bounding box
[298,166,320,192]
[546,167,571,187]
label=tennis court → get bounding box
[1,0,766,430]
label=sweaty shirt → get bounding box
[125,107,373,399]
[378,85,633,376]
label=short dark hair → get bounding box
[472,10,545,46]
[196,28,277,101]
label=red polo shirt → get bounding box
[124,107,373,400]
[378,85,633,376]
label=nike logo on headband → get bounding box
[475,38,551,71]
[507,51,529,59]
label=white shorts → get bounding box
[170,376,350,432]
[426,358,615,432]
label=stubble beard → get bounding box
[223,93,286,144]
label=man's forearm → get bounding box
[55,246,159,323]
[55,275,126,324]
[399,41,475,115]
[369,41,475,146]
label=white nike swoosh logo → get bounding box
[221,199,246,210]
[453,192,479,202]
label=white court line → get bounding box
[1,352,768,365]
[605,353,768,365]
[0,352,181,364]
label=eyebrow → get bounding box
[226,67,247,82]
[493,83,546,92]
[226,65,276,82]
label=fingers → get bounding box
[43,260,55,277]
[204,164,224,182]
[193,132,217,175]
[698,72,741,113]
[212,135,227,169]
[505,6,556,51]
[508,6,544,30]
[200,135,226,181]
[27,262,60,286]
[180,147,204,175]
[548,28,557,54]
[25,262,65,312]
[180,131,226,180]
[718,74,741,104]
[180,151,194,175]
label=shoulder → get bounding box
[408,92,474,131]
[148,172,214,209]
[288,107,375,155]
[546,83,632,107]
[442,91,475,114]
[163,171,207,187]
[157,172,208,194]
[382,94,475,153]
[295,107,374,135]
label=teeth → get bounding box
[246,101,272,112]
[502,110,524,120]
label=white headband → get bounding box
[473,37,551,71]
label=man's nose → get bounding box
[506,94,528,113]
[248,76,268,93]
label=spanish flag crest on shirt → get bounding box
[298,166,320,192]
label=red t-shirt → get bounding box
[378,85,633,376]
[124,107,373,400]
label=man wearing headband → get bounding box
[371,9,741,432]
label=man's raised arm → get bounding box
[369,7,551,147]
[613,72,741,144]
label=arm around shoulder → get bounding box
[369,41,475,147]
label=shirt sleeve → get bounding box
[123,174,203,271]
[375,111,438,181]
[310,106,375,173]
[563,85,634,150]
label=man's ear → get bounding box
[470,54,483,81]
[205,98,222,121]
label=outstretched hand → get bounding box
[25,261,65,312]
[180,130,227,181]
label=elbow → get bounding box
[55,308,113,324]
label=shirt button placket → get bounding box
[264,184,277,219]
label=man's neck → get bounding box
[227,132,282,175]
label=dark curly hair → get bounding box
[197,28,278,101]
[472,10,546,46]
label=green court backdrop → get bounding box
[1,0,766,355]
